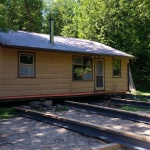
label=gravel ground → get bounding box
[93,102,150,115]
[1,106,149,150]
[0,117,105,150]
[49,108,150,136]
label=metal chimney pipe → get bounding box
[49,18,54,44]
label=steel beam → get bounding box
[110,98,150,108]
[65,101,150,124]
[15,107,150,150]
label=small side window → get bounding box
[19,53,35,77]
[113,59,121,77]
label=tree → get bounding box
[0,0,43,32]
[68,0,150,90]
[0,0,18,31]
[42,0,78,36]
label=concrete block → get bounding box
[40,101,52,109]
[19,105,31,109]
[29,101,41,106]
[31,105,42,110]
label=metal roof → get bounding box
[0,31,134,58]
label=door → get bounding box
[95,59,104,91]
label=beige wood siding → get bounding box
[0,48,129,98]
[0,48,94,97]
[0,47,3,80]
[104,56,128,91]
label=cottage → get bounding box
[0,29,134,101]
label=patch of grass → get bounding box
[129,90,150,102]
[140,92,150,96]
[55,106,69,112]
[0,107,18,119]
[120,105,150,112]
[137,95,148,101]
[134,90,150,96]
[137,89,150,95]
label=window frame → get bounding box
[18,52,35,78]
[113,59,121,77]
[72,56,93,81]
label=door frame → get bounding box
[94,58,105,91]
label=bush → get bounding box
[0,107,18,119]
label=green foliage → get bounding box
[132,91,149,101]
[51,0,150,90]
[137,95,148,102]
[0,108,18,119]
[42,0,77,36]
[0,1,17,31]
[137,91,150,96]
[74,67,83,76]
[120,105,150,112]
[54,106,69,112]
[0,0,43,32]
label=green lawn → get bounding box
[121,90,150,111]
[120,105,150,112]
[0,108,18,119]
[128,90,150,102]
[134,90,150,96]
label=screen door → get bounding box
[95,59,104,90]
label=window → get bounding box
[73,56,92,80]
[19,53,35,77]
[113,59,121,77]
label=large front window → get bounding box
[19,53,35,77]
[73,56,92,80]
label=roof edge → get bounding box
[1,44,135,59]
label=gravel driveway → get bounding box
[0,117,105,150]
[1,107,149,150]
[49,109,150,136]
